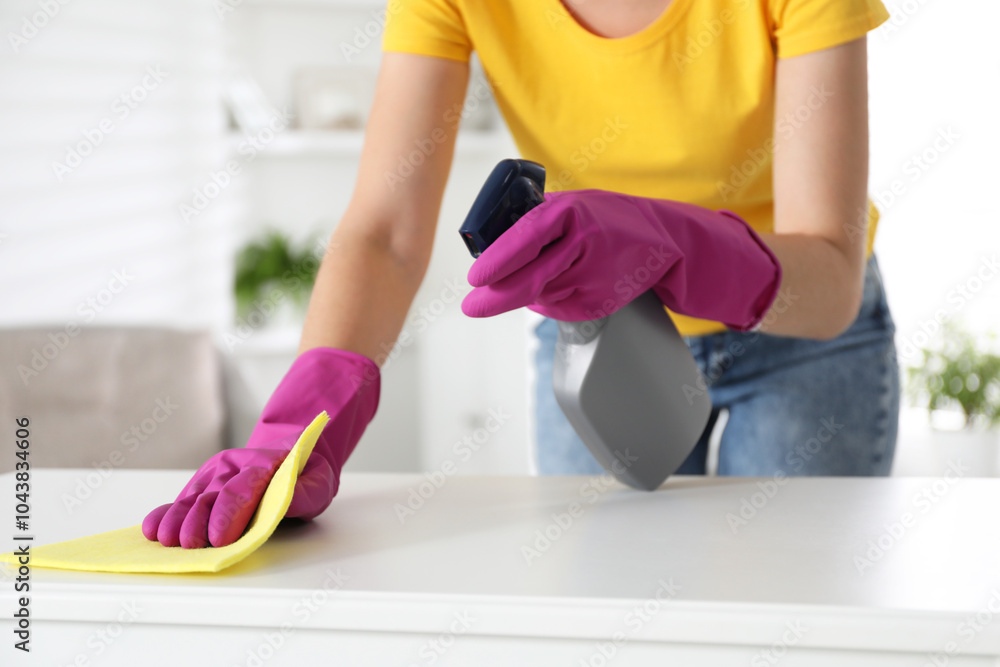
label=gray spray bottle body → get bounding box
[460,160,711,491]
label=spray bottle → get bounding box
[460,159,711,490]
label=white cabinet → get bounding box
[4,469,1000,665]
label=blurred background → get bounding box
[0,0,998,482]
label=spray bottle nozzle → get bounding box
[458,159,545,258]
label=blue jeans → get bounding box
[534,254,899,477]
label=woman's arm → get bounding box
[298,52,470,360]
[757,37,871,340]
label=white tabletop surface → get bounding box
[2,469,999,654]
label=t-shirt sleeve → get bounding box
[382,0,472,63]
[769,0,890,58]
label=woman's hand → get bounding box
[142,347,380,548]
[461,189,782,332]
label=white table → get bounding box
[2,469,999,666]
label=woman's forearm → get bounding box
[760,39,871,341]
[298,222,428,364]
[295,52,469,364]
[754,232,866,341]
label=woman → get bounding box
[144,0,899,549]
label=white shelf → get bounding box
[228,129,509,158]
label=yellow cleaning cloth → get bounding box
[0,411,329,574]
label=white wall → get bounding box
[868,1,1000,355]
[0,0,234,332]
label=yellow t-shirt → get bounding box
[383,0,890,336]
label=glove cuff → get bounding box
[716,210,783,332]
[248,346,381,453]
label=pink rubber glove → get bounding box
[142,347,380,548]
[461,189,782,331]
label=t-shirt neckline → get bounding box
[548,0,694,53]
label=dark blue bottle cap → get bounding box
[459,159,546,257]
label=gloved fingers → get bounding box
[526,284,582,317]
[172,449,247,500]
[462,243,582,318]
[172,466,218,502]
[286,456,337,520]
[462,282,539,318]
[153,493,200,547]
[178,491,219,549]
[467,199,571,287]
[141,503,172,541]
[207,464,277,547]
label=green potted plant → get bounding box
[233,229,321,329]
[907,320,1000,475]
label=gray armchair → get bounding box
[0,327,257,474]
